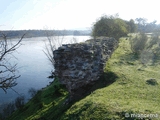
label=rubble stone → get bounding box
[53,37,118,99]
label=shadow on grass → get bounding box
[116,52,140,66]
[120,52,160,66]
[71,71,118,102]
[120,52,138,62]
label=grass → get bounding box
[60,38,160,120]
[7,37,160,120]
[7,79,69,120]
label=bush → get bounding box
[33,90,42,104]
[149,32,160,58]
[0,113,3,120]
[37,102,43,109]
[0,102,15,119]
[28,87,37,98]
[140,50,155,65]
[15,96,25,109]
[148,33,160,48]
[54,88,64,97]
[130,33,148,55]
[92,15,129,40]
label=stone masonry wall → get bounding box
[53,37,118,98]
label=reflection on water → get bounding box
[0,36,90,105]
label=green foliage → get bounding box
[149,32,160,59]
[33,90,42,104]
[126,19,137,33]
[147,32,160,48]
[7,78,69,120]
[92,15,130,40]
[130,32,148,55]
[0,102,15,120]
[53,85,65,97]
[130,32,160,65]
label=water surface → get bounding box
[0,36,90,104]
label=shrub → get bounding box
[54,88,64,97]
[15,96,25,109]
[33,90,42,103]
[0,113,3,120]
[0,102,15,119]
[130,33,148,55]
[140,50,155,65]
[92,15,129,40]
[37,102,43,109]
[28,87,37,98]
[149,33,160,59]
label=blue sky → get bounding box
[0,0,160,30]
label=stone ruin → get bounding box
[53,37,118,100]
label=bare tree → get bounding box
[0,32,25,93]
[43,29,65,67]
[43,29,78,78]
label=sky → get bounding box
[0,0,160,30]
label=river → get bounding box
[0,35,91,105]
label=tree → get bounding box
[135,18,147,26]
[1,102,15,119]
[73,30,80,36]
[43,29,78,68]
[43,29,65,68]
[28,87,37,98]
[92,15,129,40]
[126,19,137,33]
[135,18,160,33]
[15,96,25,109]
[0,32,25,93]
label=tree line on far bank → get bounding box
[0,30,91,39]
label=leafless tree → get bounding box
[0,32,25,93]
[43,29,78,67]
[43,29,65,67]
[43,29,78,79]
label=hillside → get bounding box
[0,30,91,39]
[7,37,160,120]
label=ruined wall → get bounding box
[53,37,118,98]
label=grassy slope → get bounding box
[7,79,69,120]
[8,38,160,120]
[61,38,160,120]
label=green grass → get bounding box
[60,38,160,120]
[7,79,69,120]
[7,37,160,120]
